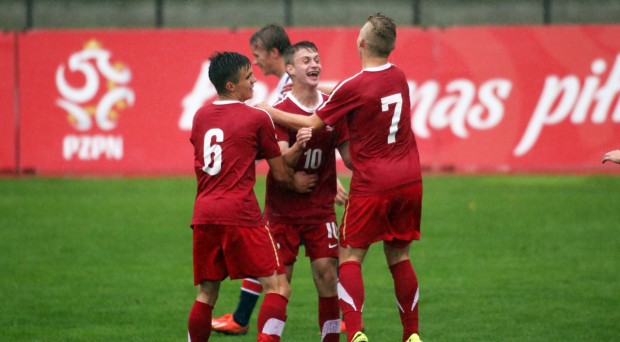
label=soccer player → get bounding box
[250,24,291,101]
[258,13,424,342]
[265,41,349,342]
[210,24,293,336]
[187,51,317,342]
[212,26,350,336]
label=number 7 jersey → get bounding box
[315,63,422,195]
[190,100,282,227]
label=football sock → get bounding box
[319,296,341,342]
[257,292,288,342]
[233,278,263,326]
[188,300,213,342]
[338,261,364,342]
[389,260,420,341]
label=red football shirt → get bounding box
[265,91,348,224]
[190,100,282,226]
[315,63,422,195]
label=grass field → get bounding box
[1,174,619,341]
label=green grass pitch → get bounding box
[1,174,619,341]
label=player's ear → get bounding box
[270,47,280,58]
[358,38,366,49]
[225,81,235,92]
[285,64,295,76]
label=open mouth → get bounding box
[307,71,320,77]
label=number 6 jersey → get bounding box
[190,100,282,227]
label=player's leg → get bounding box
[256,272,291,342]
[254,221,298,341]
[211,278,262,334]
[338,194,386,342]
[384,182,423,342]
[190,224,226,341]
[226,224,289,342]
[234,277,263,327]
[339,246,368,342]
[384,243,420,342]
[311,256,340,342]
[213,222,291,335]
[302,221,340,341]
[189,280,220,341]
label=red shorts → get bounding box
[269,221,339,265]
[192,224,285,285]
[340,181,422,249]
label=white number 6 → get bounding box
[203,128,224,175]
[382,93,403,144]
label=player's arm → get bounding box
[282,84,333,95]
[337,140,352,170]
[257,103,325,131]
[317,84,334,95]
[279,127,312,167]
[334,178,349,206]
[602,149,620,164]
[267,156,318,193]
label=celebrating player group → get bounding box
[187,13,424,342]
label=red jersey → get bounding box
[265,91,348,224]
[190,100,282,227]
[315,63,421,195]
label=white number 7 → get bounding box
[382,93,403,144]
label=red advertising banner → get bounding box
[409,26,620,172]
[14,25,620,175]
[0,32,16,174]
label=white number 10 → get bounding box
[381,93,403,144]
[203,128,224,175]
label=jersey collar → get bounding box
[286,90,325,113]
[213,100,242,105]
[363,63,392,72]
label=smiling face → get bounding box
[251,40,279,76]
[229,65,257,102]
[286,47,321,87]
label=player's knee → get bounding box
[272,280,291,299]
[260,274,291,299]
[312,266,337,285]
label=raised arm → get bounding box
[257,102,325,131]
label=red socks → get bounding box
[319,296,340,341]
[241,277,264,294]
[188,300,213,342]
[390,260,419,341]
[338,261,364,341]
[257,293,288,342]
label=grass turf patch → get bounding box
[1,175,619,341]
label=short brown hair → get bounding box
[365,13,396,58]
[249,24,291,54]
[283,41,318,67]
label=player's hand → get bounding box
[293,171,318,193]
[334,178,348,205]
[602,149,620,164]
[296,128,313,148]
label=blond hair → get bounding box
[364,13,396,57]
